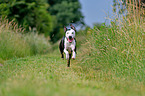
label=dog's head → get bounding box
[64,24,76,43]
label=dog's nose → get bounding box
[69,36,72,39]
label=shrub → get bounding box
[0,18,50,60]
[79,3,145,81]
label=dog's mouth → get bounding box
[67,38,74,43]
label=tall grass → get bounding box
[79,2,145,82]
[0,18,51,60]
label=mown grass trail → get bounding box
[0,1,144,95]
[0,49,144,96]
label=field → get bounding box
[0,49,144,96]
[0,3,145,96]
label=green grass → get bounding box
[0,3,145,96]
[0,49,144,96]
[0,18,144,96]
[0,18,51,61]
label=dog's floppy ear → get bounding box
[70,24,76,32]
[64,26,67,32]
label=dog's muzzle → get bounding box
[67,36,74,43]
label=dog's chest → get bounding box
[65,42,73,49]
[64,38,75,52]
[67,47,72,54]
[64,38,74,46]
[66,41,72,46]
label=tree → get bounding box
[0,0,84,43]
[48,0,84,43]
[0,0,53,36]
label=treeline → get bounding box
[0,0,84,43]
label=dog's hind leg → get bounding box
[60,49,64,59]
[59,38,64,59]
[61,52,64,59]
[67,53,72,67]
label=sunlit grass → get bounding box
[0,18,50,61]
[76,2,145,95]
[0,50,144,96]
[0,2,145,96]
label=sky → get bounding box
[79,0,114,27]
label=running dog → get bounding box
[59,24,76,67]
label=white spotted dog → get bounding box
[59,24,76,67]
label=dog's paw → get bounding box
[72,56,75,60]
[72,55,75,60]
[72,58,75,60]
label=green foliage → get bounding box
[0,18,51,60]
[93,23,103,30]
[79,5,145,82]
[49,0,83,25]
[0,0,84,43]
[0,31,31,60]
[24,32,51,55]
[0,0,53,37]
[0,3,10,18]
[34,4,53,36]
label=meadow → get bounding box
[0,18,51,61]
[0,3,145,96]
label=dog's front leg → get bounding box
[71,46,76,60]
[72,50,76,60]
[64,48,69,60]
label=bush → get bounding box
[0,0,53,37]
[24,32,51,55]
[0,18,50,60]
[79,4,145,81]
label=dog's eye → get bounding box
[67,32,69,34]
[72,32,74,34]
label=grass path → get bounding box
[0,50,144,96]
